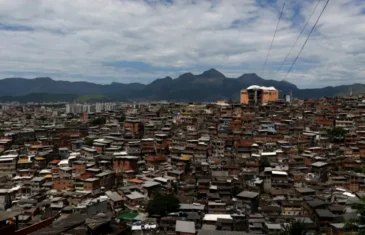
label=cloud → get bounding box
[0,0,364,88]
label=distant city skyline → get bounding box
[0,0,363,88]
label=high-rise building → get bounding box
[104,103,116,111]
[65,102,116,114]
[66,104,71,113]
[95,103,103,113]
[240,85,279,105]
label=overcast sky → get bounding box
[0,0,363,88]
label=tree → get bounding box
[184,162,190,173]
[119,113,126,123]
[259,156,270,171]
[146,194,180,216]
[164,146,170,154]
[40,116,47,123]
[327,127,348,143]
[297,144,305,154]
[279,219,310,235]
[91,117,106,126]
[345,196,365,235]
[171,181,179,194]
[231,185,243,197]
[84,138,94,146]
[67,113,75,119]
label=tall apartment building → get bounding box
[66,103,116,114]
[240,85,279,105]
[104,103,116,111]
[95,103,103,113]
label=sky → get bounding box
[0,0,364,88]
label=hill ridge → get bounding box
[0,69,363,101]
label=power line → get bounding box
[282,0,330,81]
[260,0,287,78]
[273,0,321,80]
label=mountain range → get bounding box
[0,69,363,102]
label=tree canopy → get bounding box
[119,112,126,123]
[327,127,348,143]
[297,144,305,154]
[146,193,180,216]
[345,196,365,235]
[259,155,270,171]
[279,219,310,235]
[84,138,94,147]
[91,117,106,126]
[231,185,243,197]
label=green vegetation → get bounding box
[259,156,270,171]
[344,196,365,235]
[75,94,107,103]
[164,146,170,154]
[297,144,305,154]
[91,117,106,126]
[2,71,365,102]
[172,181,179,194]
[279,219,310,235]
[327,127,348,143]
[39,116,47,122]
[146,194,179,216]
[231,185,243,197]
[67,113,75,119]
[0,93,78,103]
[119,112,126,123]
[84,138,94,146]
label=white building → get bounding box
[66,103,117,114]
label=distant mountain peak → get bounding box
[200,68,226,78]
[237,73,261,80]
[149,76,173,85]
[34,77,53,81]
[0,69,359,101]
[177,72,194,80]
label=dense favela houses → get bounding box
[1,95,365,234]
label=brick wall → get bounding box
[53,179,74,191]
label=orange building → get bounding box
[240,85,279,104]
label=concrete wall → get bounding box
[240,90,249,104]
[15,217,55,235]
[261,90,279,104]
[240,89,279,104]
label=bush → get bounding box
[92,117,106,126]
[146,194,180,216]
[327,127,347,143]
